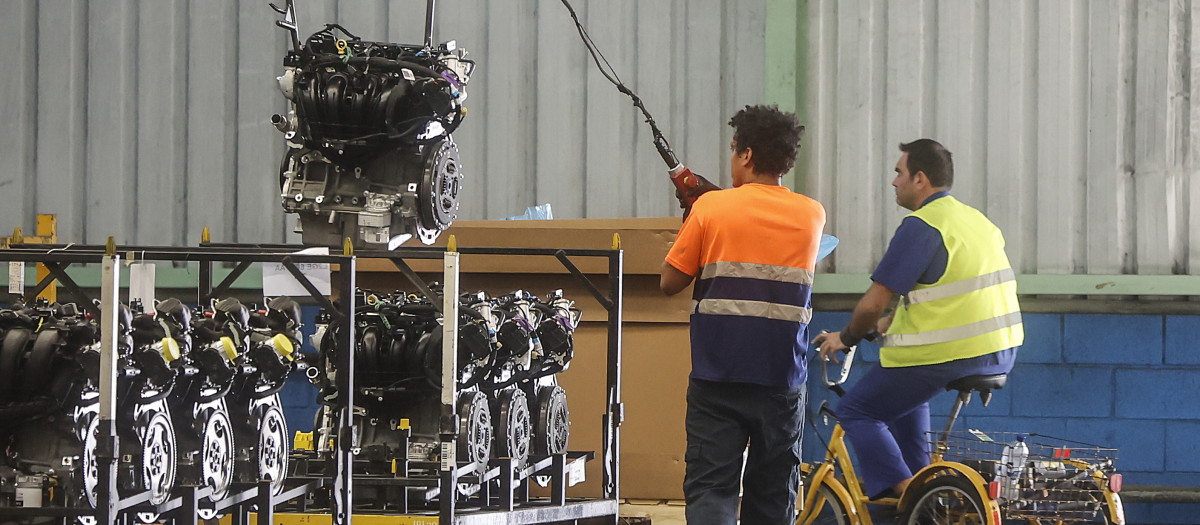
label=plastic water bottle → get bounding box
[1000,434,1029,500]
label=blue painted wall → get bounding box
[804,311,1200,524]
[276,308,1200,521]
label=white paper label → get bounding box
[568,458,586,486]
[263,247,331,297]
[440,442,455,471]
[129,263,156,313]
[8,262,24,294]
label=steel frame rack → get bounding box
[0,241,623,525]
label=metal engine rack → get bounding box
[0,240,623,525]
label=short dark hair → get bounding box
[898,139,953,188]
[729,104,804,176]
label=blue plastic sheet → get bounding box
[502,203,554,220]
[818,234,839,262]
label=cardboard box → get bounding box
[356,218,691,499]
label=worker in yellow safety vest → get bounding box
[812,138,1023,500]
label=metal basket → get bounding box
[932,430,1119,522]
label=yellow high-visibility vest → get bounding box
[880,196,1023,367]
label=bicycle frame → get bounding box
[797,423,865,524]
[799,411,1004,525]
[798,346,1003,525]
[800,342,1122,525]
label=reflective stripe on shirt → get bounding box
[699,261,815,286]
[691,298,814,324]
[905,268,1016,306]
[882,311,1023,347]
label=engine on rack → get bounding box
[307,288,580,506]
[0,296,304,523]
[271,0,475,248]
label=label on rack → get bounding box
[568,457,586,486]
[263,247,331,297]
[8,262,23,294]
[129,263,156,313]
[440,442,455,471]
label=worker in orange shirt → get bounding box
[661,105,826,524]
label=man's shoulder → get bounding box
[897,214,939,234]
[696,185,824,219]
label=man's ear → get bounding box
[739,147,754,167]
[913,170,930,188]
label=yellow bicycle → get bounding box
[795,347,1125,525]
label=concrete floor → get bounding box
[620,500,686,525]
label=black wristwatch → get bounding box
[839,329,881,347]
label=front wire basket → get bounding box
[932,430,1119,522]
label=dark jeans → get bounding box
[838,349,1017,498]
[683,378,806,525]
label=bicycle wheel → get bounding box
[798,482,850,525]
[900,475,987,525]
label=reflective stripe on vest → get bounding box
[905,268,1016,306]
[690,298,814,324]
[880,196,1023,367]
[882,311,1023,347]
[699,261,815,286]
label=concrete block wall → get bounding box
[277,307,1200,521]
[806,311,1200,524]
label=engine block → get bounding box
[272,1,475,248]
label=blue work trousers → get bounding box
[683,378,806,525]
[837,349,1016,499]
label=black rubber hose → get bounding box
[0,329,32,403]
[21,330,60,397]
[398,304,440,317]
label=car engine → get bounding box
[306,288,580,505]
[0,297,304,522]
[271,0,475,248]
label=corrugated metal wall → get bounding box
[0,0,773,246]
[805,0,1200,276]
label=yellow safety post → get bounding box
[447,234,457,253]
[2,215,60,302]
[201,227,211,245]
[612,233,621,250]
[343,237,354,256]
[105,237,116,257]
[34,215,57,302]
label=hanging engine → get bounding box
[308,288,580,505]
[271,0,475,248]
[0,297,303,523]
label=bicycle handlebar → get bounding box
[814,330,856,396]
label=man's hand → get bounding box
[812,331,849,363]
[676,173,722,218]
[876,310,895,334]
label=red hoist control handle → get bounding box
[669,164,702,206]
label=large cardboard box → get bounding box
[356,218,691,500]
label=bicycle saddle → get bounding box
[946,374,1007,393]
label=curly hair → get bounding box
[728,104,804,176]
